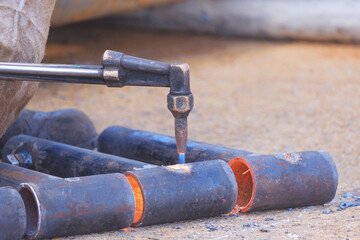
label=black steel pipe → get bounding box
[18,173,135,239]
[124,160,237,226]
[2,135,153,178]
[228,151,338,212]
[0,161,59,189]
[98,126,253,165]
[0,161,136,238]
[2,136,239,228]
[0,186,27,240]
[98,127,338,212]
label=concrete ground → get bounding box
[28,21,360,239]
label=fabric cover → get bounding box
[0,0,56,137]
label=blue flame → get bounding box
[179,153,185,164]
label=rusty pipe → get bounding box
[0,161,136,238]
[0,161,60,188]
[124,160,237,226]
[2,135,153,178]
[229,151,338,212]
[0,186,27,240]
[18,173,135,239]
[2,136,238,227]
[98,126,252,165]
[98,127,338,212]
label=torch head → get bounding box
[167,63,194,156]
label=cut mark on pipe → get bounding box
[19,184,41,238]
[228,157,255,213]
[125,174,144,226]
[179,153,185,164]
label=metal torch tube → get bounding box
[98,126,253,165]
[0,187,27,240]
[124,160,237,226]
[228,151,338,212]
[2,135,154,178]
[18,173,135,239]
[0,63,104,84]
[0,63,103,77]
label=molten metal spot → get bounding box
[167,164,191,174]
[126,175,144,224]
[121,228,132,232]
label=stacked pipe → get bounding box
[0,161,135,239]
[1,136,237,238]
[0,186,26,240]
[0,129,338,239]
[97,126,338,213]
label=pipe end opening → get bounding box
[19,184,40,238]
[125,173,144,226]
[228,157,255,213]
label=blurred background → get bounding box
[28,1,360,239]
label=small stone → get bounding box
[243,223,251,227]
[264,218,274,221]
[260,228,270,233]
[343,193,354,198]
[253,222,259,226]
[288,208,293,211]
[206,224,218,232]
[176,227,181,230]
[322,210,333,214]
[339,201,360,210]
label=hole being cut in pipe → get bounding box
[228,157,255,213]
[125,173,144,226]
[18,185,40,237]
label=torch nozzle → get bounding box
[174,117,188,164]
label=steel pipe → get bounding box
[2,135,154,178]
[229,151,338,212]
[2,136,238,228]
[0,161,59,189]
[0,161,136,238]
[98,127,338,212]
[98,126,252,165]
[124,160,237,226]
[0,187,27,240]
[18,173,135,239]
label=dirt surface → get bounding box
[27,22,360,239]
